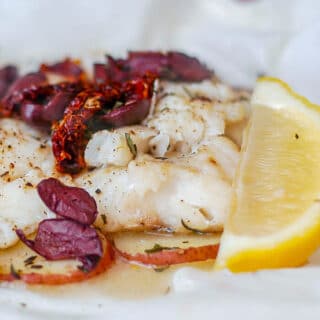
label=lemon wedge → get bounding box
[215,77,320,272]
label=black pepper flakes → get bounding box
[10,264,20,279]
[0,171,9,177]
[30,264,43,269]
[125,133,137,158]
[24,255,37,266]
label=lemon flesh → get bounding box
[215,77,320,272]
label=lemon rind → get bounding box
[216,200,320,271]
[256,77,320,113]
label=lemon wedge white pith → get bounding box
[215,77,320,272]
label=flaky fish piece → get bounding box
[79,79,249,233]
[0,79,250,248]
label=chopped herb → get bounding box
[77,265,90,273]
[84,129,92,141]
[191,95,211,103]
[181,219,208,235]
[95,188,102,194]
[153,265,170,272]
[155,157,168,160]
[113,101,123,109]
[0,171,9,177]
[125,133,137,158]
[182,241,189,244]
[24,255,37,266]
[163,92,175,97]
[145,243,179,254]
[156,92,176,104]
[295,133,299,139]
[10,264,20,279]
[183,86,194,99]
[166,144,171,151]
[30,264,43,269]
[101,214,107,224]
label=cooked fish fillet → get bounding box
[0,79,250,249]
[77,150,232,233]
[0,119,71,248]
[80,79,249,233]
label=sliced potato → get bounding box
[0,234,114,285]
[113,232,220,266]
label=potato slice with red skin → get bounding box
[115,244,219,266]
[0,235,114,285]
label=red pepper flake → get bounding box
[10,264,21,279]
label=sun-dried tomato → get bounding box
[1,52,212,173]
[52,74,155,173]
[51,88,108,173]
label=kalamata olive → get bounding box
[0,65,18,98]
[16,219,102,271]
[37,178,98,225]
